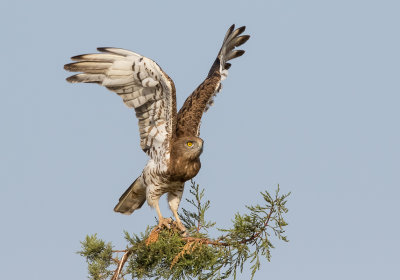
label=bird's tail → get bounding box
[114,177,146,214]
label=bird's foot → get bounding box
[146,217,187,246]
[157,217,173,230]
[172,221,188,237]
[156,217,188,237]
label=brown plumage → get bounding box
[64,24,250,233]
[169,137,203,182]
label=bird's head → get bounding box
[172,136,204,160]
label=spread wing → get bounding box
[175,24,250,137]
[64,48,177,159]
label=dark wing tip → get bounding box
[229,50,245,60]
[97,47,110,53]
[65,75,77,83]
[237,49,245,56]
[71,54,87,61]
[64,63,74,71]
[238,35,250,46]
[97,47,121,53]
[224,24,236,40]
[235,26,246,36]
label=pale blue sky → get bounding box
[1,0,399,279]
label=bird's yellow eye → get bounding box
[187,141,193,147]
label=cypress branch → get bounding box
[78,181,290,280]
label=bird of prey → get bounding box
[64,24,250,233]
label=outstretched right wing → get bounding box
[64,48,177,158]
[175,25,250,137]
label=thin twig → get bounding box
[240,207,275,244]
[183,236,228,246]
[111,250,132,280]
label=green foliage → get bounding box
[79,181,290,280]
[124,229,220,280]
[180,183,216,236]
[78,234,113,280]
[218,185,291,279]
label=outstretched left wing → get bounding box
[175,24,250,137]
[64,48,177,159]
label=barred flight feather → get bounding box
[64,47,176,155]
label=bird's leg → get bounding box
[172,208,187,234]
[155,202,172,229]
[168,192,187,235]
